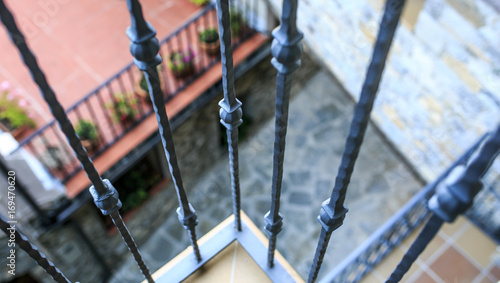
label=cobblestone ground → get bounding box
[110,70,423,282]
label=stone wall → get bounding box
[266,0,500,182]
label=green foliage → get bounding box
[230,9,244,36]
[168,49,195,73]
[189,0,210,6]
[118,164,161,212]
[106,93,138,124]
[122,188,148,212]
[0,90,35,130]
[139,75,148,91]
[199,28,219,44]
[75,120,99,141]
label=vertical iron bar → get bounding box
[96,89,117,139]
[27,142,47,174]
[201,15,211,67]
[0,216,71,283]
[265,0,303,268]
[178,29,188,86]
[110,211,154,281]
[85,99,105,146]
[127,68,145,114]
[121,75,144,117]
[40,134,68,176]
[188,23,199,72]
[386,214,443,283]
[166,39,179,90]
[216,0,243,231]
[126,0,201,262]
[50,125,76,174]
[253,0,258,34]
[388,127,500,282]
[106,83,126,132]
[429,126,500,223]
[158,50,172,97]
[74,108,83,121]
[250,0,254,33]
[307,0,406,282]
[0,2,154,282]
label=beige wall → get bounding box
[267,0,500,181]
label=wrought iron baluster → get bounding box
[388,124,500,282]
[264,0,303,268]
[385,214,443,283]
[216,0,244,231]
[166,40,179,90]
[96,89,118,139]
[0,2,154,282]
[84,99,105,146]
[308,0,406,282]
[0,216,71,283]
[125,0,201,262]
[106,84,125,132]
[198,16,210,67]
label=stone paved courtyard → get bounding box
[110,69,423,282]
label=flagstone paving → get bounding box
[110,69,423,282]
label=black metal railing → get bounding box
[9,1,258,184]
[318,135,489,283]
[2,0,500,282]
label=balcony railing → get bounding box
[1,0,499,282]
[9,1,258,184]
[319,134,496,283]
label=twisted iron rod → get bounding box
[227,128,242,231]
[126,0,201,261]
[308,0,406,281]
[385,214,443,283]
[388,125,500,282]
[0,216,71,283]
[266,73,293,267]
[110,211,154,282]
[0,0,106,195]
[216,0,243,231]
[265,0,303,267]
[0,1,153,281]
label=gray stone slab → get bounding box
[110,69,422,282]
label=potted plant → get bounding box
[0,81,36,138]
[198,27,220,56]
[168,48,196,79]
[230,9,245,37]
[134,66,165,103]
[75,120,100,152]
[106,92,138,125]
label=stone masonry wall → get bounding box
[266,0,500,182]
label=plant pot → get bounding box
[0,120,31,140]
[81,139,99,153]
[200,39,220,56]
[82,140,97,152]
[171,63,195,79]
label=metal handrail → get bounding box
[319,134,489,283]
[13,4,216,152]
